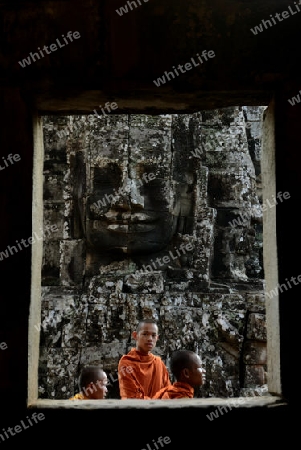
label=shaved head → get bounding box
[136,318,158,332]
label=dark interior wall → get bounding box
[274,90,301,409]
[2,0,300,110]
[0,88,33,404]
[0,0,296,444]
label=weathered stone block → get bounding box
[40,348,80,400]
[59,239,85,285]
[243,341,267,364]
[124,272,164,293]
[244,364,267,387]
[246,312,267,341]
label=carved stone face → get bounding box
[86,159,182,255]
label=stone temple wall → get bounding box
[39,105,267,399]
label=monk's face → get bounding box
[87,371,108,399]
[187,354,205,387]
[133,323,159,355]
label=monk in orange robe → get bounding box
[152,350,205,399]
[118,319,171,399]
[69,365,108,400]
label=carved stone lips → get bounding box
[105,211,155,223]
[105,211,157,232]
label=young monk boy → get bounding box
[118,318,171,399]
[69,365,108,400]
[152,349,205,399]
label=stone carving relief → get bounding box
[39,106,267,399]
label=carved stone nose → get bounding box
[129,179,144,208]
[111,179,144,209]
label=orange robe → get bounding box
[118,348,171,399]
[152,381,194,399]
[69,392,89,400]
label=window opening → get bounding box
[28,104,282,408]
